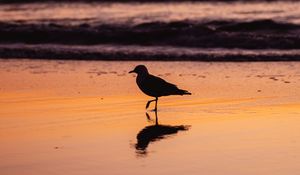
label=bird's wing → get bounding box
[144,75,180,96]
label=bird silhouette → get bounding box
[129,65,191,111]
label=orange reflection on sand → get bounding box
[0,60,300,175]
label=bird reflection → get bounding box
[135,111,190,156]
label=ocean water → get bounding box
[1,1,300,60]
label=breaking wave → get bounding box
[1,19,300,49]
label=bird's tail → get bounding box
[178,89,192,95]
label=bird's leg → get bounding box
[154,109,158,125]
[154,97,158,111]
[146,112,157,124]
[146,99,156,109]
[146,112,151,121]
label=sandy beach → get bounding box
[1,1,300,174]
[0,59,300,175]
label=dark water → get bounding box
[1,1,300,60]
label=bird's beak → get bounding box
[129,70,134,73]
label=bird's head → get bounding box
[129,65,149,75]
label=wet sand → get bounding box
[0,59,300,175]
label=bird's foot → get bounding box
[150,108,157,112]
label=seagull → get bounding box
[129,65,191,111]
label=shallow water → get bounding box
[1,60,300,175]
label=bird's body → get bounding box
[136,73,190,97]
[129,65,191,110]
